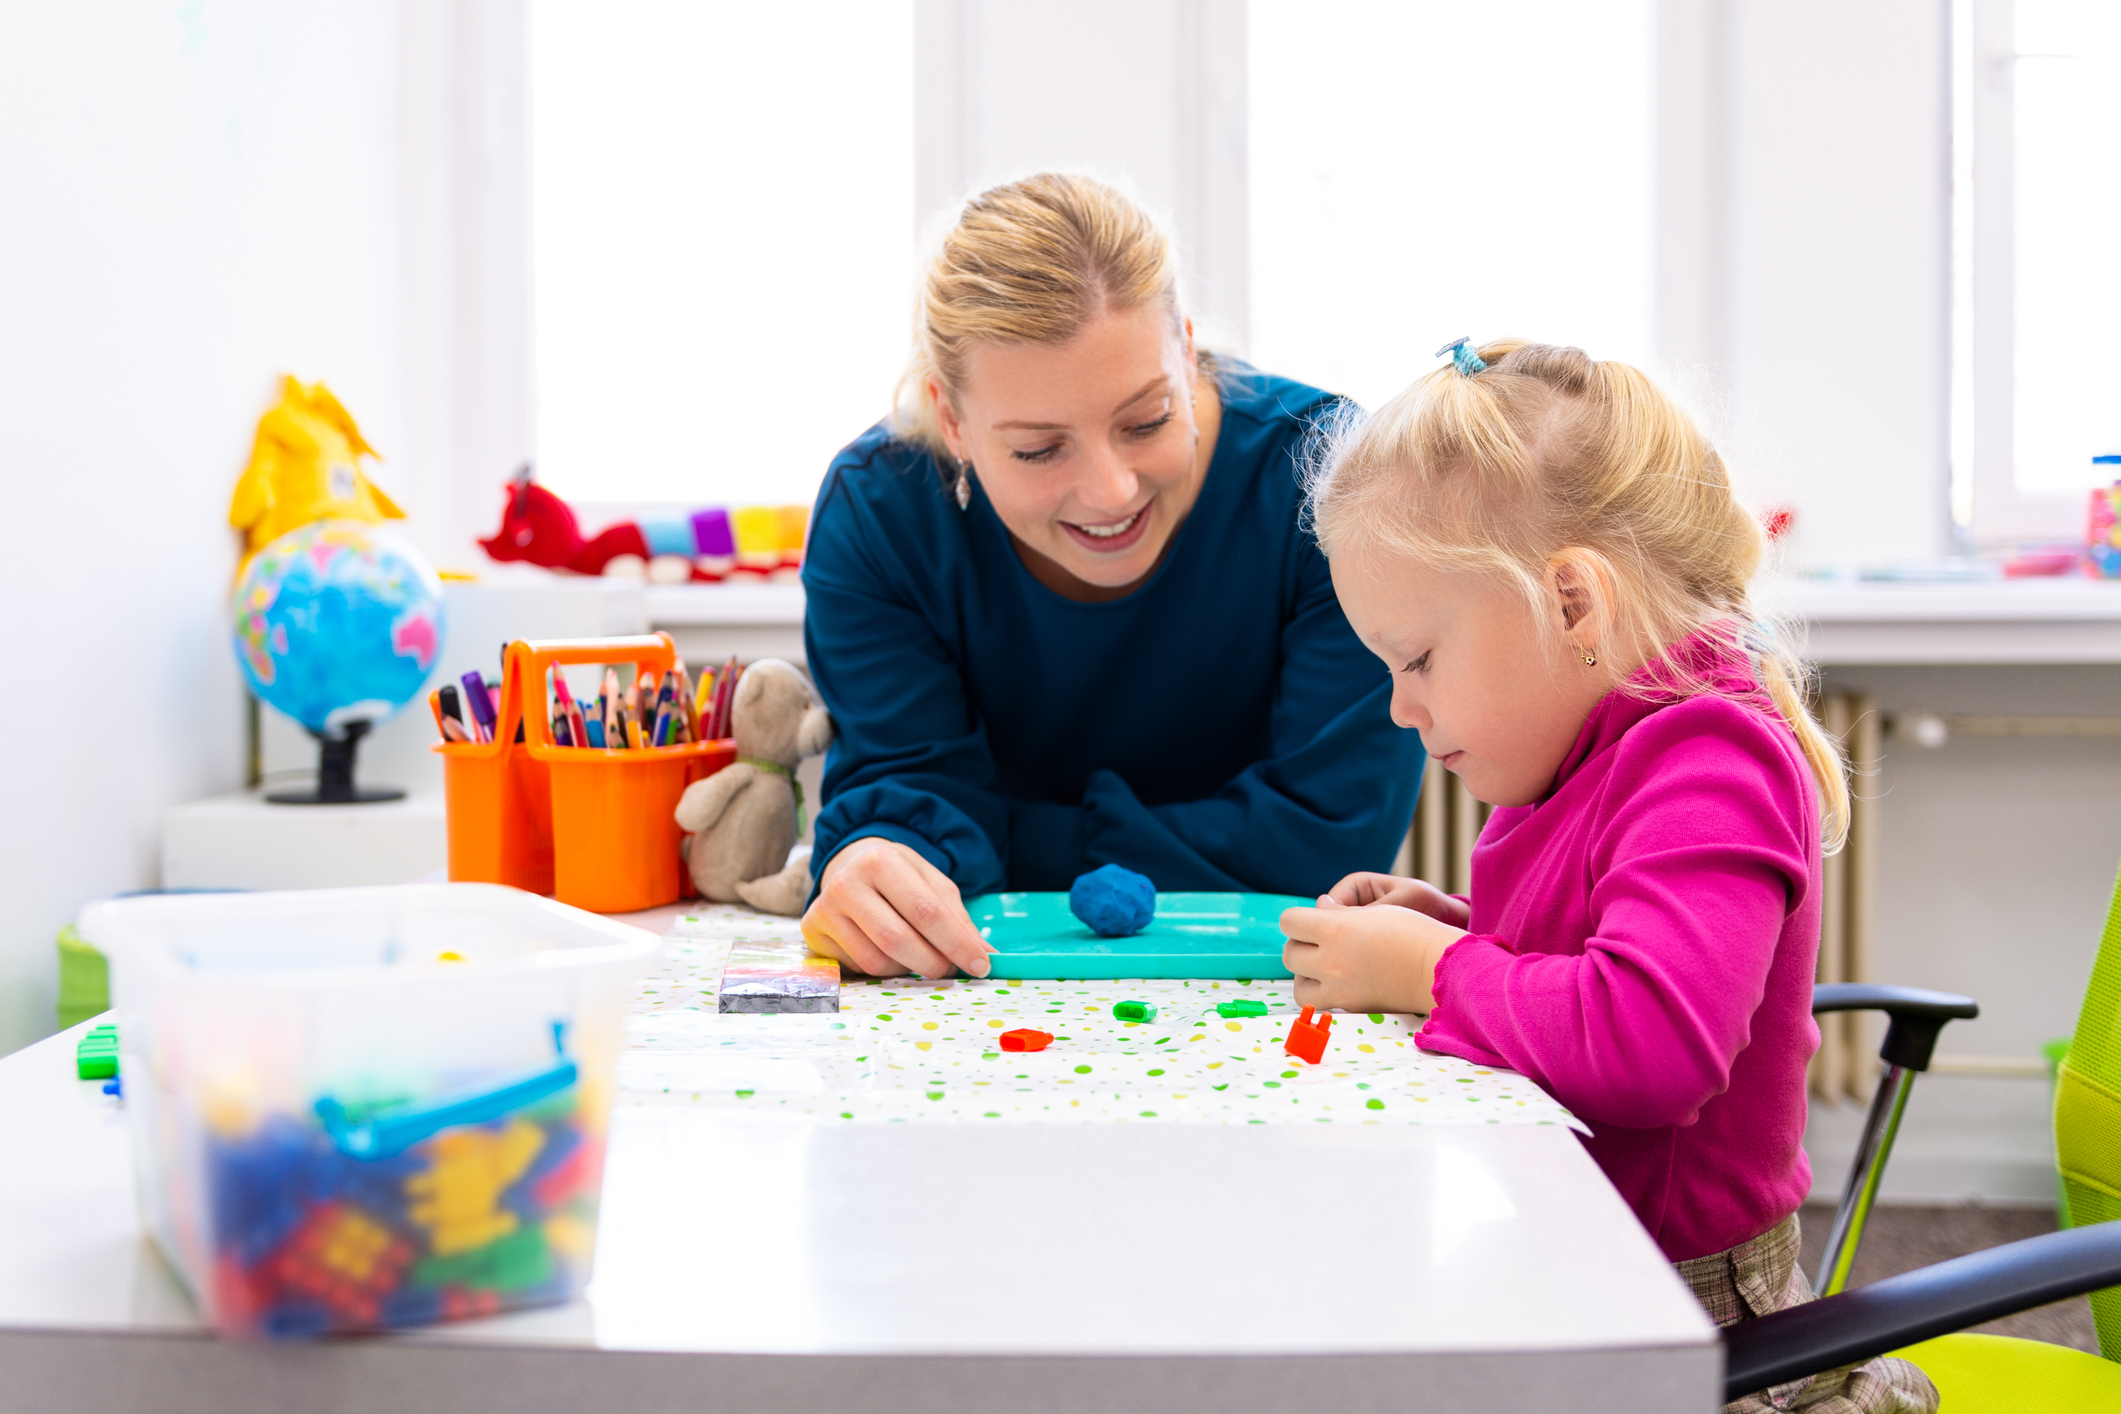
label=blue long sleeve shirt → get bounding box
[802,365,1424,899]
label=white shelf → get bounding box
[163,788,444,890]
[1756,577,2121,664]
[643,580,805,626]
[628,572,2121,665]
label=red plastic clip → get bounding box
[1284,1006,1333,1064]
[999,1028,1054,1053]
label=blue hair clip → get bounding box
[1436,337,1486,376]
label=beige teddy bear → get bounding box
[674,659,833,916]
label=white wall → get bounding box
[1657,0,1954,571]
[0,3,522,1054]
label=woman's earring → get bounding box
[1582,648,1599,667]
[954,459,972,511]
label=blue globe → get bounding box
[232,520,447,736]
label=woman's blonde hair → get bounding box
[1308,339,1849,852]
[894,172,1199,459]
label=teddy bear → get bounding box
[674,658,833,916]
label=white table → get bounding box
[1,1009,1719,1413]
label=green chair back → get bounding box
[2055,863,2121,1357]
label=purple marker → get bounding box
[460,672,498,743]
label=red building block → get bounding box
[268,1203,414,1325]
[999,1028,1054,1053]
[1284,1006,1333,1065]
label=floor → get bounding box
[1797,1203,2101,1353]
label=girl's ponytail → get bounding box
[1751,633,1851,854]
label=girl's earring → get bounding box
[954,459,972,511]
[1581,648,1599,667]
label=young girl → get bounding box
[1285,340,1936,1414]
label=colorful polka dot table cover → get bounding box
[619,905,1585,1131]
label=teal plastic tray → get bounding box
[967,891,1304,979]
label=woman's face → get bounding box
[934,303,1214,592]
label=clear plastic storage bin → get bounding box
[82,883,657,1338]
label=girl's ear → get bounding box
[1546,548,1618,659]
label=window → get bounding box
[1955,0,2121,541]
[530,1,914,509]
[1246,0,1654,412]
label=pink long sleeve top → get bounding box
[1416,638,1822,1262]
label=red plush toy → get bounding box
[478,465,738,583]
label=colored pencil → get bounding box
[553,671,590,750]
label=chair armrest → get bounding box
[1812,984,1979,1021]
[1722,1222,2121,1403]
[1811,984,1979,1071]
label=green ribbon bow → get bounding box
[738,755,805,837]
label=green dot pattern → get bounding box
[614,905,1583,1130]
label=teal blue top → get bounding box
[802,365,1425,898]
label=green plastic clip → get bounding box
[76,1023,118,1081]
[1112,1001,1158,1022]
[1216,1000,1269,1018]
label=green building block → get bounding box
[57,925,110,1030]
[76,1023,118,1081]
[1112,1001,1158,1022]
[413,1225,552,1293]
[1216,999,1269,1018]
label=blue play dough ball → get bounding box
[1069,864,1157,937]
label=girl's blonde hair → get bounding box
[1308,339,1849,851]
[894,172,1200,459]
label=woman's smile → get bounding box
[1060,503,1152,553]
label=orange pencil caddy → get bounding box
[434,634,735,913]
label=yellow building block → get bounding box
[405,1118,545,1257]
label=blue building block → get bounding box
[1068,864,1156,937]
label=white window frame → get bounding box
[1955,0,2087,546]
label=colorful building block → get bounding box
[405,1118,545,1256]
[413,1224,553,1294]
[268,1203,414,1325]
[1284,1006,1333,1065]
[1112,1001,1158,1022]
[75,1023,117,1081]
[1216,999,1268,1018]
[209,1117,339,1264]
[526,1134,596,1211]
[999,1028,1054,1053]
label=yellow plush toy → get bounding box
[229,376,403,571]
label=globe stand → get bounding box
[265,720,406,805]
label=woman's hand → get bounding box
[801,837,995,979]
[1321,871,1470,927]
[1280,895,1468,1014]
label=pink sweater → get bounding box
[1417,640,1822,1262]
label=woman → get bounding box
[799,173,1423,978]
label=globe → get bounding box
[231,519,447,746]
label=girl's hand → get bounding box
[1280,902,1468,1014]
[1321,872,1470,927]
[801,838,995,979]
